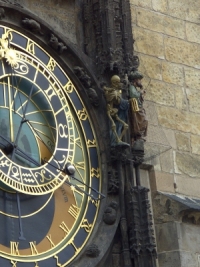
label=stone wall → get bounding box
[130,0,200,198]
[14,0,79,44]
[130,0,200,266]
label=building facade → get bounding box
[0,0,199,267]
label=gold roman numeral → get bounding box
[29,242,38,255]
[10,242,20,255]
[46,234,55,248]
[59,221,70,236]
[68,204,80,219]
[11,261,17,267]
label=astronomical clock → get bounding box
[0,21,106,267]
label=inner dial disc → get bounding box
[0,76,56,168]
[0,54,75,195]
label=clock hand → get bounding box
[16,192,26,240]
[11,82,35,160]
[7,75,14,142]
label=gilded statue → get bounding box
[128,71,148,144]
[104,75,129,146]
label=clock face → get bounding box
[0,26,102,266]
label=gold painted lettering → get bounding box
[77,108,88,121]
[10,242,20,255]
[29,241,38,255]
[47,57,56,71]
[26,39,35,54]
[58,124,68,138]
[63,81,74,93]
[44,85,56,101]
[68,204,80,219]
[46,234,55,248]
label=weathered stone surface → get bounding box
[130,0,152,8]
[175,174,200,197]
[152,0,168,13]
[178,223,200,251]
[158,251,181,267]
[175,132,190,152]
[155,222,179,252]
[157,106,200,135]
[133,27,164,58]
[163,128,177,149]
[175,152,200,178]
[144,100,159,125]
[149,170,175,193]
[180,251,197,267]
[186,22,200,44]
[160,149,174,173]
[168,0,200,23]
[184,67,200,89]
[145,80,175,106]
[162,62,184,86]
[20,0,76,44]
[186,88,200,114]
[130,5,137,24]
[139,54,162,80]
[137,8,185,39]
[191,135,200,155]
[165,37,200,69]
[175,87,188,110]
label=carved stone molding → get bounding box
[83,0,139,77]
[85,244,100,258]
[103,201,118,225]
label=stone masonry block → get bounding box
[191,135,200,155]
[145,80,175,106]
[186,22,200,44]
[152,0,168,13]
[165,37,200,69]
[175,87,187,110]
[168,0,200,23]
[137,8,185,39]
[155,222,179,252]
[162,61,184,86]
[184,67,200,89]
[158,251,181,267]
[175,132,190,152]
[186,88,200,114]
[157,106,200,135]
[175,174,200,197]
[133,27,164,58]
[139,54,162,80]
[149,170,175,193]
[175,152,200,178]
[130,0,152,8]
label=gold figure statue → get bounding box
[104,75,129,145]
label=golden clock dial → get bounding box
[0,26,102,267]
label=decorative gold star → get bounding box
[5,48,18,67]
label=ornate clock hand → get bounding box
[11,82,35,160]
[16,192,26,240]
